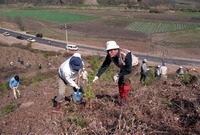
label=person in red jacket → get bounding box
[92,41,139,105]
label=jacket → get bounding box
[141,63,147,74]
[9,77,19,88]
[160,66,167,76]
[96,49,138,78]
[58,53,83,89]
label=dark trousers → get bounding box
[140,73,147,82]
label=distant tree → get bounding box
[59,0,65,5]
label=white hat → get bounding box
[179,66,183,69]
[157,65,161,68]
[73,53,81,58]
[105,41,119,51]
[143,59,147,63]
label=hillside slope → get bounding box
[0,42,199,134]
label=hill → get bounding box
[0,37,200,134]
[0,4,200,134]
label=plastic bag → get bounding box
[72,88,83,104]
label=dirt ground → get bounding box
[0,10,200,134]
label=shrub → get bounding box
[149,8,163,13]
[0,104,15,115]
[43,52,49,59]
[84,83,96,100]
[27,42,32,48]
[180,73,198,85]
[0,83,9,95]
[89,55,102,72]
[68,116,87,128]
[145,67,156,85]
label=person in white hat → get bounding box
[176,66,184,76]
[92,40,139,106]
[52,53,84,110]
[155,65,161,78]
[140,59,148,83]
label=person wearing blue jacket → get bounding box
[9,75,20,99]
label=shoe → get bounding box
[52,97,61,110]
[64,96,71,102]
[55,102,61,110]
[115,97,126,106]
[52,96,57,107]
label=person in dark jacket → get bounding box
[92,41,139,105]
[176,66,184,76]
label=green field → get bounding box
[176,12,200,18]
[0,9,99,23]
[125,21,200,34]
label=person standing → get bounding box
[92,41,139,105]
[9,75,20,99]
[155,65,161,78]
[140,59,148,83]
[52,53,83,110]
[176,66,184,76]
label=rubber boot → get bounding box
[122,84,130,99]
[117,84,130,106]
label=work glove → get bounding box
[73,87,84,94]
[92,76,99,83]
[113,74,119,83]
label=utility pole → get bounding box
[65,23,68,52]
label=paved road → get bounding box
[1,28,200,66]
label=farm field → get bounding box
[125,21,200,34]
[0,9,99,23]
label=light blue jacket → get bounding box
[9,77,19,88]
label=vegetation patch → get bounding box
[0,104,14,115]
[125,21,200,34]
[0,9,99,23]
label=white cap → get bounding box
[180,66,183,69]
[73,53,81,58]
[157,65,161,68]
[105,41,119,51]
[143,59,147,63]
